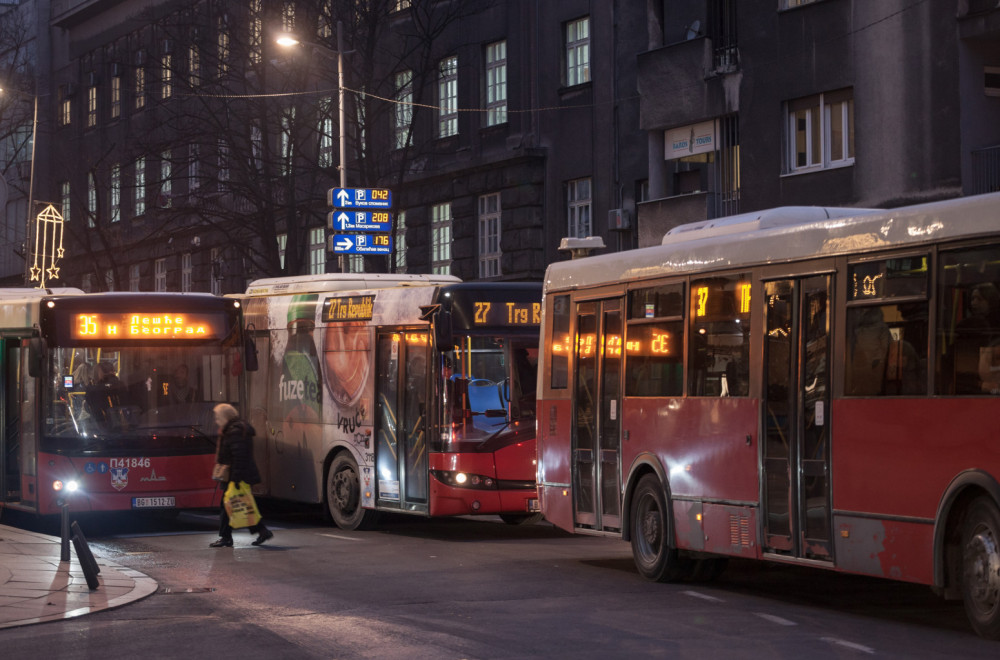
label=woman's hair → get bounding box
[213,403,239,423]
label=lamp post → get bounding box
[277,22,348,273]
[0,86,39,285]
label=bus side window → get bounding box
[936,245,1000,395]
[550,295,570,389]
[688,275,751,397]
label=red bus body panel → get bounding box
[427,437,538,517]
[27,452,221,514]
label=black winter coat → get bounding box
[217,418,261,485]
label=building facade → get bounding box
[637,0,1000,246]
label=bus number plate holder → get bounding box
[132,497,176,508]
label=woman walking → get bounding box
[209,403,274,547]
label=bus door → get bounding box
[374,329,430,513]
[1,339,22,502]
[573,299,622,532]
[762,275,833,560]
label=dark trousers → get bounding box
[218,483,267,539]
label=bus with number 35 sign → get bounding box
[0,290,252,515]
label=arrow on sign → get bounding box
[335,212,351,230]
[335,236,354,251]
[336,189,352,206]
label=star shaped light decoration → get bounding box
[30,204,65,288]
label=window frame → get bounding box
[484,40,507,127]
[785,89,854,174]
[567,177,592,238]
[565,16,591,87]
[438,56,458,138]
[478,193,502,278]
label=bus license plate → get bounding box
[132,496,175,509]
[528,498,540,512]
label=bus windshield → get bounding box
[440,336,537,451]
[41,344,243,455]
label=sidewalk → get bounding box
[0,524,157,629]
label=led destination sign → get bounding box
[323,295,376,322]
[473,301,541,327]
[71,313,222,340]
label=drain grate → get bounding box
[160,586,216,594]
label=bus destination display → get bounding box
[473,301,541,326]
[71,313,222,340]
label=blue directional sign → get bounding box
[327,210,393,232]
[329,233,393,255]
[328,187,392,209]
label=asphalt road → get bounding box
[1,503,998,659]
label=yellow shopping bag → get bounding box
[224,481,261,529]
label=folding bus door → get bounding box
[762,275,833,561]
[573,299,623,533]
[374,330,430,513]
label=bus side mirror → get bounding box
[28,337,44,377]
[244,325,259,372]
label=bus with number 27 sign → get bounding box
[537,193,1000,639]
[0,289,251,515]
[239,274,542,529]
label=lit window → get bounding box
[87,82,97,127]
[134,157,146,217]
[565,17,590,86]
[218,17,230,76]
[160,150,172,207]
[134,51,146,110]
[395,211,407,273]
[129,263,140,291]
[478,193,501,278]
[154,258,167,292]
[189,44,200,87]
[786,89,854,173]
[60,181,71,224]
[181,252,192,292]
[249,0,263,65]
[567,178,591,238]
[59,95,72,126]
[110,74,121,119]
[318,98,334,167]
[161,50,172,99]
[395,70,413,149]
[431,203,452,275]
[111,164,121,223]
[485,41,507,126]
[438,56,458,138]
[87,172,97,227]
[309,227,326,274]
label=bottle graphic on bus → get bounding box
[278,294,322,454]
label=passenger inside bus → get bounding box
[85,361,126,430]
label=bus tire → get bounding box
[630,474,690,582]
[961,496,1000,640]
[326,453,378,531]
[499,513,544,526]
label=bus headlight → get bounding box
[53,479,80,493]
[430,470,499,490]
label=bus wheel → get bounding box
[499,513,544,526]
[630,474,690,582]
[961,496,1000,640]
[326,453,377,531]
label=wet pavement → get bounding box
[0,524,157,629]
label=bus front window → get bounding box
[42,344,243,454]
[439,336,537,451]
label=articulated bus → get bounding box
[537,193,1000,638]
[1,290,248,515]
[239,274,542,530]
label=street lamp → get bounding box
[0,85,39,285]
[277,24,349,273]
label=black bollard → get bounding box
[59,500,70,562]
[71,521,101,590]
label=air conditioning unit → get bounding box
[609,208,631,231]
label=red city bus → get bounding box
[537,193,1000,638]
[0,291,249,515]
[240,275,541,529]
